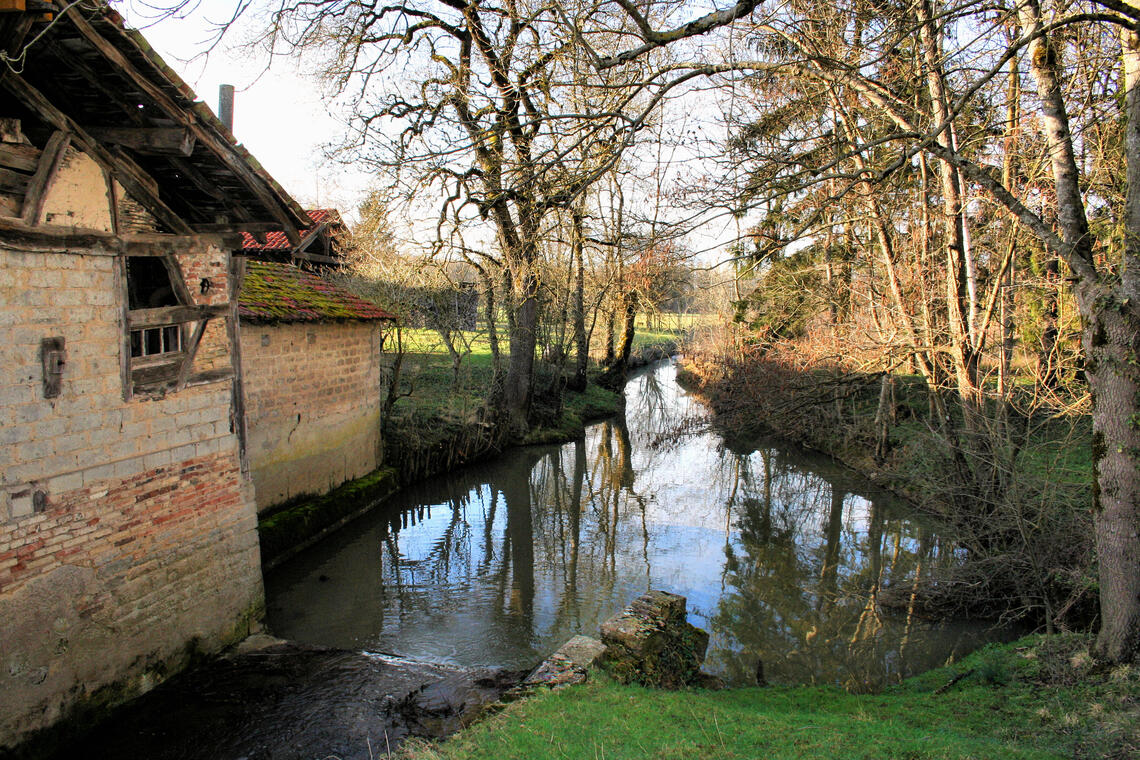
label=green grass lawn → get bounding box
[388,328,497,422]
[386,321,688,426]
[404,635,1138,760]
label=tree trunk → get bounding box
[1022,1,1139,661]
[918,0,978,404]
[1086,15,1140,663]
[504,261,539,435]
[1078,283,1140,663]
[570,210,589,391]
[604,307,616,366]
[1036,252,1061,388]
[998,40,1020,399]
[481,265,503,394]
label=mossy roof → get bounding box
[238,261,396,323]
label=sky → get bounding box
[118,0,374,217]
[113,0,751,264]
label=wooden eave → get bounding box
[0,0,308,243]
[0,216,242,253]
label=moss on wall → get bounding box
[257,467,399,567]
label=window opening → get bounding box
[130,324,183,358]
[126,256,179,309]
[126,256,185,361]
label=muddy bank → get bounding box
[36,639,523,760]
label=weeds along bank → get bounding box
[677,336,1096,633]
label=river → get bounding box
[266,359,1005,690]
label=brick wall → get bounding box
[240,321,382,511]
[175,248,231,374]
[0,243,263,749]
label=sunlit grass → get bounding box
[402,635,1138,760]
[387,319,691,425]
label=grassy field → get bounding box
[389,328,497,422]
[387,321,691,426]
[403,635,1138,760]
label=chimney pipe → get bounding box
[219,84,235,132]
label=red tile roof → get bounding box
[239,261,396,323]
[241,209,341,251]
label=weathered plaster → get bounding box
[38,150,113,231]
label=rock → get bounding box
[523,635,607,689]
[228,633,287,656]
[600,591,710,689]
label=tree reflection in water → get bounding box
[266,361,1011,685]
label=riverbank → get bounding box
[676,349,1096,627]
[403,633,1139,759]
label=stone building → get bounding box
[0,2,310,750]
[238,261,395,511]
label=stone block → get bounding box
[600,591,709,690]
[523,635,607,690]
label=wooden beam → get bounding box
[167,157,228,202]
[0,71,195,235]
[292,251,341,266]
[0,165,30,194]
[123,232,243,253]
[0,0,28,12]
[116,254,133,401]
[21,131,69,225]
[0,217,239,252]
[64,9,304,243]
[226,254,249,474]
[87,127,196,156]
[165,155,259,227]
[0,142,40,172]
[127,303,229,328]
[161,252,194,306]
[133,367,235,397]
[195,221,281,234]
[172,318,210,392]
[1,17,31,58]
[290,222,325,255]
[0,215,122,251]
[104,166,120,235]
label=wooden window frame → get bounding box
[118,252,226,399]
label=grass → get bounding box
[388,321,688,427]
[402,635,1139,760]
[389,328,497,422]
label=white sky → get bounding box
[118,0,373,216]
[114,0,755,264]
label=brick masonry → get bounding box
[240,321,383,511]
[0,243,263,749]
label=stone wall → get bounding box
[240,321,383,512]
[0,243,263,750]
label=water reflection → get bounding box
[266,361,1006,688]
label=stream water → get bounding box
[267,359,1008,690]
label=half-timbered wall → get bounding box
[0,230,262,748]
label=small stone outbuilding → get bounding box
[238,261,396,511]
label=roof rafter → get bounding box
[62,6,304,245]
[1,70,195,235]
